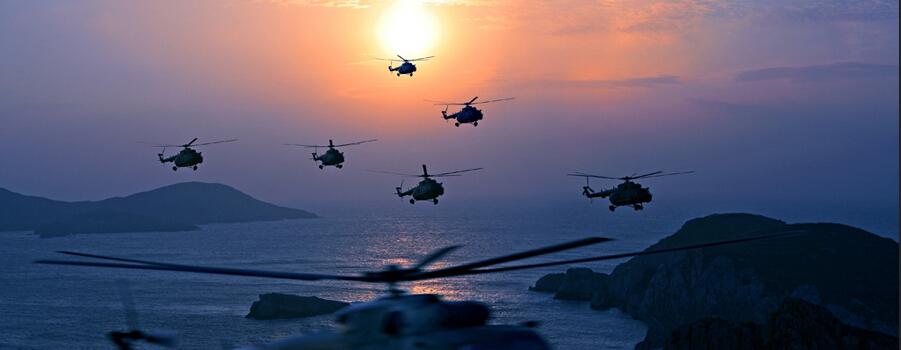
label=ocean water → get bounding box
[0,204,895,349]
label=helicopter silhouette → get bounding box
[36,231,802,350]
[143,138,237,171]
[567,171,695,211]
[285,139,377,169]
[372,164,482,205]
[428,96,515,127]
[377,55,433,76]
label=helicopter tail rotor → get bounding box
[395,180,405,197]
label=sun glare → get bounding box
[378,0,439,58]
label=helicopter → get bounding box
[377,55,434,77]
[36,231,803,350]
[285,139,377,169]
[143,138,238,171]
[428,97,515,127]
[567,171,695,212]
[372,164,482,205]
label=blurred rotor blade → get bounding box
[137,142,181,148]
[430,167,484,177]
[285,143,326,148]
[463,230,806,275]
[38,254,373,282]
[412,245,462,270]
[629,171,662,179]
[333,139,378,147]
[185,138,199,146]
[566,173,619,180]
[641,171,696,179]
[407,55,434,61]
[404,237,612,281]
[367,169,424,177]
[116,280,139,330]
[192,139,238,146]
[471,97,515,105]
[467,96,479,104]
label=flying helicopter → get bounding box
[567,171,695,211]
[285,139,377,169]
[428,96,515,127]
[36,231,803,350]
[143,138,238,171]
[377,55,434,76]
[372,164,482,204]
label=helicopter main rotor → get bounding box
[567,170,695,182]
[36,231,802,295]
[140,138,238,149]
[427,96,516,107]
[285,139,377,149]
[370,164,483,178]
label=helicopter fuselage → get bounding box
[584,181,652,210]
[247,294,550,350]
[443,106,483,127]
[159,148,203,170]
[314,148,345,168]
[389,62,416,76]
[397,178,444,204]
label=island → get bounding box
[246,293,350,320]
[0,182,317,237]
[532,213,899,349]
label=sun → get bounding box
[378,0,439,58]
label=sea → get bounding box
[0,203,896,350]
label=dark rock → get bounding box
[529,272,564,292]
[554,268,608,301]
[663,299,899,350]
[246,293,349,320]
[536,213,899,349]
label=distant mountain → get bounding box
[0,182,316,236]
[532,213,899,350]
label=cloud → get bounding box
[540,75,681,89]
[735,62,899,83]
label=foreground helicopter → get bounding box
[36,231,801,350]
[285,139,377,169]
[567,171,694,211]
[143,138,238,171]
[428,96,515,127]
[377,55,433,76]
[372,164,482,204]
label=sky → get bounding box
[0,1,898,232]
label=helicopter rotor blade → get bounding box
[191,139,238,147]
[628,171,662,179]
[333,139,378,147]
[411,245,462,270]
[138,141,181,148]
[405,237,612,281]
[467,96,479,105]
[285,143,326,148]
[461,230,806,275]
[640,171,696,179]
[367,170,424,177]
[397,54,406,61]
[567,173,619,180]
[38,253,373,282]
[430,167,484,177]
[116,280,140,331]
[470,97,515,105]
[406,55,434,61]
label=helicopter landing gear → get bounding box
[318,165,324,169]
[432,198,439,205]
[192,165,198,171]
[473,122,478,127]
[633,204,644,211]
[172,166,178,171]
[397,73,401,77]
[455,123,460,127]
[409,73,413,76]
[409,199,416,204]
[336,164,343,169]
[608,205,616,212]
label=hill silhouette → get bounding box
[0,182,316,236]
